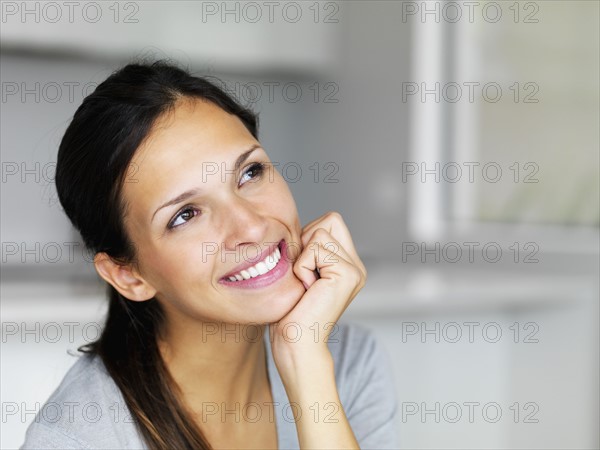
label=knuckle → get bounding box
[360,274,367,289]
[348,265,363,285]
[313,228,329,240]
[326,210,344,223]
[292,261,304,278]
[360,261,368,276]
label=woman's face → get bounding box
[120,97,306,325]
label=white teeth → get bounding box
[256,262,268,275]
[225,245,282,282]
[265,257,276,271]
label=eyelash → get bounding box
[167,162,266,230]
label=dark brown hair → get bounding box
[55,59,259,449]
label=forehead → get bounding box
[129,98,258,181]
[121,98,257,216]
[134,98,253,166]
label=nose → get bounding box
[221,196,268,251]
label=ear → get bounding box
[94,252,157,301]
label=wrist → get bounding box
[274,344,334,384]
[277,353,339,410]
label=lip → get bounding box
[218,239,290,289]
[220,239,282,280]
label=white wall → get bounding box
[1,1,598,449]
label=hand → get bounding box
[269,211,367,372]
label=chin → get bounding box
[255,281,306,323]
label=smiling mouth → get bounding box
[221,240,284,282]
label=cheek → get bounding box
[131,234,188,289]
[148,243,209,283]
[269,175,299,219]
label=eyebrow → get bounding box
[151,145,261,223]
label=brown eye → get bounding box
[239,162,265,186]
[168,207,199,229]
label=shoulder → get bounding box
[21,353,145,450]
[327,321,394,390]
[328,321,385,363]
[328,321,400,448]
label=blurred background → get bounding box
[1,1,598,448]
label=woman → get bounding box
[21,60,399,449]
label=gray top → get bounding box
[21,321,399,449]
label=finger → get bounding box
[301,212,355,257]
[293,235,354,290]
[302,227,355,270]
[301,212,366,277]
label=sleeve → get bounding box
[20,421,91,450]
[342,326,400,449]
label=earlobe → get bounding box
[93,252,157,302]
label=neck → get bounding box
[157,312,271,410]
